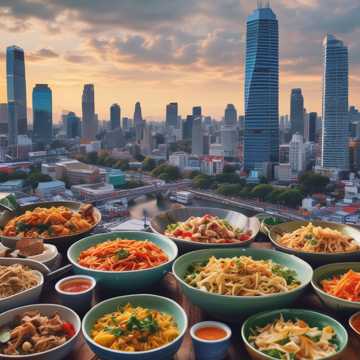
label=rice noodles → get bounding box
[184,256,300,296]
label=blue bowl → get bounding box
[82,294,188,360]
[67,231,178,293]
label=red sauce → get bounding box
[351,314,360,333]
[60,279,92,293]
[195,326,227,340]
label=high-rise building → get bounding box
[82,84,96,140]
[6,45,28,146]
[166,102,178,128]
[192,106,202,119]
[290,88,304,136]
[307,112,317,142]
[191,117,203,156]
[221,125,238,158]
[141,124,153,155]
[134,102,143,142]
[122,117,131,131]
[65,112,81,138]
[244,4,279,170]
[183,115,193,140]
[289,133,305,173]
[32,84,52,145]
[0,103,8,135]
[224,104,237,126]
[321,34,349,170]
[110,103,121,130]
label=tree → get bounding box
[135,153,145,162]
[151,164,181,181]
[251,184,274,201]
[86,152,98,165]
[0,172,8,183]
[223,164,236,173]
[215,172,242,184]
[299,172,330,195]
[192,175,213,189]
[278,189,303,208]
[216,184,242,196]
[265,189,285,204]
[142,157,156,172]
[114,159,129,171]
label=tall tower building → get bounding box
[82,84,96,141]
[183,115,193,140]
[244,4,279,170]
[224,104,237,126]
[110,103,121,130]
[134,102,144,142]
[192,106,202,120]
[6,45,28,146]
[307,112,317,142]
[166,102,178,128]
[32,84,52,146]
[289,133,305,173]
[321,34,349,170]
[191,117,203,156]
[290,88,304,136]
[65,112,81,139]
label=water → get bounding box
[128,197,256,220]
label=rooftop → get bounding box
[247,5,276,22]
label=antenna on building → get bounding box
[266,0,270,8]
[257,0,263,9]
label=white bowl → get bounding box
[0,303,81,360]
[0,258,48,313]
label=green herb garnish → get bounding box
[262,348,286,359]
[116,249,129,259]
[126,315,159,334]
[104,326,123,337]
[15,221,31,232]
[276,337,290,345]
[272,264,299,285]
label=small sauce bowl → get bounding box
[349,311,360,337]
[190,321,232,360]
[55,275,96,315]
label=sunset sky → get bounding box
[0,0,359,123]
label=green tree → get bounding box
[215,172,242,184]
[251,184,274,201]
[114,159,129,171]
[192,175,213,189]
[265,189,285,204]
[86,152,98,165]
[216,184,242,196]
[135,153,145,162]
[298,172,330,195]
[278,189,303,208]
[151,164,181,181]
[142,157,156,172]
[0,173,8,182]
[223,164,236,173]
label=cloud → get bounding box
[64,53,95,64]
[27,48,59,61]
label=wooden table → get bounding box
[42,243,360,359]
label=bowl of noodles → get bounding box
[82,294,187,360]
[241,309,348,360]
[267,221,360,267]
[172,248,313,321]
[311,262,360,313]
[67,231,178,293]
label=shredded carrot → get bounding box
[78,239,168,271]
[321,270,360,302]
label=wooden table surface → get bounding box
[42,242,360,360]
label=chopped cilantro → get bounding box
[104,326,123,337]
[15,221,31,232]
[126,314,159,334]
[262,348,286,359]
[272,264,299,285]
[116,249,129,260]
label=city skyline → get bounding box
[0,1,359,121]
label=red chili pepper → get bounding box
[182,231,193,238]
[63,322,75,338]
[239,234,250,241]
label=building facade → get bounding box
[65,112,81,138]
[134,102,143,142]
[290,88,304,136]
[289,133,305,173]
[32,84,52,146]
[224,104,237,126]
[307,112,317,143]
[82,84,97,141]
[110,103,121,130]
[191,116,203,156]
[166,102,178,128]
[244,5,279,170]
[321,34,349,170]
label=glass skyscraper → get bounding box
[321,34,349,170]
[32,84,52,145]
[6,45,28,146]
[244,4,279,170]
[290,88,304,136]
[224,104,237,126]
[110,103,121,130]
[82,84,96,140]
[166,102,178,128]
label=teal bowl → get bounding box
[312,262,360,313]
[82,294,188,360]
[67,231,178,293]
[241,309,348,360]
[172,248,313,321]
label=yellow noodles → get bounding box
[250,315,338,360]
[91,304,179,352]
[185,256,300,296]
[277,223,359,253]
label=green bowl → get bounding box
[241,309,348,360]
[172,248,313,321]
[82,294,188,360]
[67,231,178,293]
[312,262,360,313]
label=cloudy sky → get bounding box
[0,0,359,122]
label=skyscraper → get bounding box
[6,45,28,146]
[224,104,237,126]
[82,84,96,140]
[307,112,317,142]
[183,115,193,140]
[289,133,305,173]
[32,84,52,145]
[290,88,304,136]
[192,117,203,156]
[321,34,349,170]
[65,112,81,138]
[110,103,121,130]
[192,106,202,119]
[244,4,279,170]
[166,102,178,128]
[134,102,143,142]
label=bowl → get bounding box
[266,220,360,267]
[150,206,260,252]
[172,248,313,321]
[241,309,348,360]
[312,262,360,313]
[55,275,96,314]
[190,321,232,360]
[82,294,188,360]
[0,303,81,360]
[349,311,360,337]
[67,231,178,293]
[0,258,48,312]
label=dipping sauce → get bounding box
[60,279,92,293]
[351,314,360,334]
[195,326,227,341]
